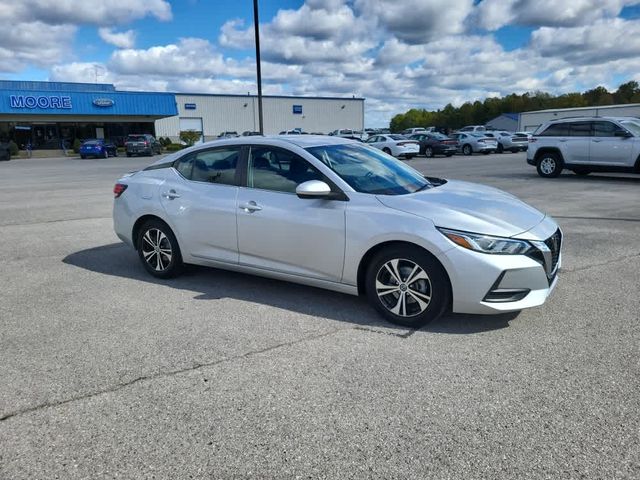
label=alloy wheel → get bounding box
[141,228,173,271]
[540,157,556,175]
[375,258,432,317]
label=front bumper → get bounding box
[437,228,561,314]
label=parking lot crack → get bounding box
[0,327,351,423]
[563,252,640,274]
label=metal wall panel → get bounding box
[156,94,365,140]
[518,103,640,131]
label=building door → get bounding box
[179,117,204,143]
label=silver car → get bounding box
[450,132,498,155]
[113,136,561,327]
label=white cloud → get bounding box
[0,22,75,72]
[477,0,636,30]
[98,28,136,49]
[0,0,172,26]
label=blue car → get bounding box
[80,139,118,159]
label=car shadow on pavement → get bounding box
[63,243,516,335]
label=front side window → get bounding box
[174,147,240,185]
[247,146,324,194]
[306,143,431,195]
[539,123,570,136]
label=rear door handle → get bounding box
[162,189,181,199]
[239,201,262,213]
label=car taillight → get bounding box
[113,183,128,198]
[144,141,149,146]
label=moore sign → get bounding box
[9,95,72,109]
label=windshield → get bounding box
[620,120,640,136]
[388,134,406,140]
[305,143,431,195]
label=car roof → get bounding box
[548,116,639,124]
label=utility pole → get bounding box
[253,0,264,134]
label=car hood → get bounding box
[376,179,546,238]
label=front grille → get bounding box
[544,229,562,275]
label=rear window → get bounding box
[127,135,146,141]
[388,135,406,140]
[83,141,100,145]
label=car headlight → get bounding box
[438,228,532,255]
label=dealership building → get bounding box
[0,80,365,149]
[518,103,640,132]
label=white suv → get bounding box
[527,116,640,177]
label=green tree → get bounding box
[179,130,202,147]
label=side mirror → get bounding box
[615,130,633,138]
[296,180,332,199]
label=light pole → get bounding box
[253,0,264,134]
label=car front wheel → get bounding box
[425,146,434,157]
[462,144,472,155]
[137,220,183,278]
[536,152,563,178]
[365,246,450,328]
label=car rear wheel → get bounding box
[137,219,183,278]
[497,143,504,153]
[536,152,563,178]
[365,245,450,328]
[462,144,472,156]
[425,146,434,158]
[103,150,109,158]
[382,147,392,155]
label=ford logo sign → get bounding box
[93,98,114,107]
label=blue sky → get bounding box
[2,0,640,126]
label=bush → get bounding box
[73,138,82,153]
[161,137,172,147]
[165,143,185,152]
[179,130,201,147]
[8,141,18,156]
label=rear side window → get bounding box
[592,121,624,137]
[173,147,241,185]
[568,122,592,137]
[539,123,570,136]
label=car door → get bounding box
[589,121,634,166]
[236,145,346,282]
[366,135,381,150]
[159,146,242,263]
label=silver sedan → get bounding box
[113,136,561,327]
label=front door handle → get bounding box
[592,139,602,143]
[239,201,262,213]
[163,189,181,199]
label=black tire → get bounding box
[462,144,472,156]
[510,149,519,153]
[536,152,563,178]
[405,154,415,159]
[113,150,118,157]
[136,219,184,278]
[573,168,590,176]
[497,143,504,153]
[365,245,450,328]
[482,151,490,155]
[80,154,86,159]
[126,152,132,157]
[445,153,453,157]
[425,146,434,158]
[103,150,109,159]
[382,147,392,155]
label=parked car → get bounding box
[218,131,239,138]
[450,132,497,155]
[483,131,528,153]
[241,131,262,136]
[401,127,436,136]
[80,139,118,159]
[409,132,458,157]
[125,134,161,157]
[329,129,367,140]
[365,134,419,158]
[457,125,487,133]
[113,135,561,327]
[527,116,640,178]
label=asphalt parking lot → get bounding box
[1,151,639,479]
